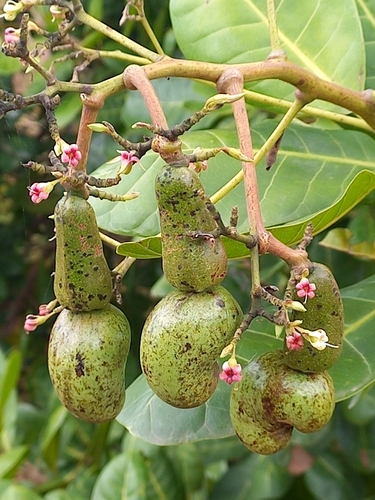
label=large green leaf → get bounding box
[91,124,375,247]
[356,0,375,89]
[169,0,365,110]
[118,274,375,444]
[91,443,185,500]
[117,375,234,445]
[209,453,292,500]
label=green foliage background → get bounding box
[2,0,375,499]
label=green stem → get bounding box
[123,65,168,128]
[211,95,345,205]
[73,6,159,62]
[267,0,283,55]
[255,97,307,164]
[113,256,136,277]
[142,58,375,129]
[99,232,121,250]
[140,16,164,55]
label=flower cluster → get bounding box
[27,142,83,204]
[24,300,60,333]
[285,324,338,352]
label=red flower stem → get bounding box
[123,65,168,129]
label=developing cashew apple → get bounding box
[48,304,131,423]
[54,192,113,311]
[141,286,242,408]
[284,262,344,373]
[230,350,335,455]
[155,164,228,292]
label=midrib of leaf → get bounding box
[344,337,372,374]
[356,0,375,29]
[270,150,374,168]
[343,298,375,336]
[244,0,331,80]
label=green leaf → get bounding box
[0,350,22,435]
[356,0,375,88]
[118,237,162,259]
[209,453,292,500]
[39,405,68,468]
[91,453,148,500]
[340,384,375,426]
[304,451,365,500]
[117,374,234,445]
[91,445,185,500]
[320,227,375,260]
[117,274,375,444]
[0,351,21,412]
[0,481,43,500]
[91,124,375,248]
[122,78,211,133]
[170,0,365,110]
[0,446,28,479]
[0,54,23,75]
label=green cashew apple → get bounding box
[155,164,228,292]
[141,286,242,408]
[230,350,335,455]
[54,192,113,311]
[284,262,344,373]
[48,304,131,422]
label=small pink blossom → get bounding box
[189,160,208,173]
[286,330,304,351]
[116,150,139,175]
[219,361,242,384]
[24,314,40,333]
[3,27,20,43]
[28,180,59,204]
[39,299,58,316]
[61,143,82,167]
[296,277,316,302]
[28,182,50,203]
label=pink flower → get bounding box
[3,27,20,43]
[28,180,59,204]
[61,143,82,167]
[28,182,50,203]
[219,361,242,384]
[24,314,40,333]
[116,150,139,175]
[189,160,208,173]
[286,330,304,351]
[296,277,316,302]
[39,299,58,316]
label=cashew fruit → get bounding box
[155,164,228,292]
[54,193,113,311]
[284,262,344,373]
[48,304,131,422]
[141,286,242,408]
[230,350,335,455]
